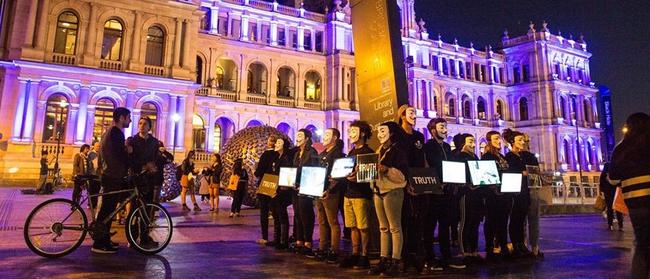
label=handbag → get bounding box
[257,174,279,198]
[613,187,629,215]
[227,174,240,191]
[593,193,606,212]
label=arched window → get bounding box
[53,12,78,55]
[519,97,529,121]
[214,117,235,152]
[246,120,263,128]
[215,58,237,91]
[247,62,268,95]
[192,114,206,151]
[446,98,455,117]
[477,97,486,120]
[92,98,115,143]
[141,102,158,136]
[101,19,124,60]
[496,99,504,120]
[304,71,321,101]
[145,26,164,66]
[277,66,296,98]
[462,98,471,118]
[42,94,69,142]
[196,56,203,84]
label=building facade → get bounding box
[0,0,602,186]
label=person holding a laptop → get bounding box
[338,120,374,270]
[423,118,466,271]
[503,128,532,258]
[455,133,484,264]
[368,121,409,278]
[481,130,513,261]
[271,137,295,250]
[292,128,320,257]
[315,128,346,263]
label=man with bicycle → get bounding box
[127,116,163,247]
[93,107,131,254]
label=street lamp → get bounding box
[171,113,181,161]
[54,99,68,187]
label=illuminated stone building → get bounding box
[0,0,602,186]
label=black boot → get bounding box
[369,257,391,275]
[381,259,401,277]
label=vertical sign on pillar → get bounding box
[349,0,409,147]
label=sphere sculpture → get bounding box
[220,125,293,207]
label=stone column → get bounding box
[173,18,182,68]
[23,0,38,47]
[85,106,95,143]
[240,14,249,41]
[65,105,78,144]
[12,80,29,141]
[270,21,278,46]
[182,20,192,69]
[210,6,219,34]
[124,91,135,136]
[34,0,50,50]
[176,96,186,150]
[167,96,177,147]
[83,3,98,65]
[23,81,40,141]
[74,86,90,144]
[129,11,142,70]
[297,26,305,51]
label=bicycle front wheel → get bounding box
[24,198,88,258]
[125,203,173,255]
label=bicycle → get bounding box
[23,172,173,258]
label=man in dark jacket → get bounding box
[93,107,131,254]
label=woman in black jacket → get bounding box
[315,128,346,262]
[292,128,320,257]
[206,153,223,212]
[230,158,248,217]
[272,137,295,250]
[481,131,512,260]
[503,128,530,257]
[181,151,201,212]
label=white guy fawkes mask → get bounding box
[348,126,361,144]
[377,125,390,145]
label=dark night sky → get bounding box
[413,0,650,140]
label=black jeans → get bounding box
[426,195,452,261]
[630,206,650,279]
[509,192,530,249]
[95,175,127,245]
[402,194,431,265]
[485,192,513,254]
[604,188,624,228]
[274,189,292,245]
[296,196,315,244]
[258,194,272,240]
[231,183,246,213]
[459,189,486,254]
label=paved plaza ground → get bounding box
[0,187,634,278]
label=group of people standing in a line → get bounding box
[244,104,545,277]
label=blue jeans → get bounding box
[629,206,650,279]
